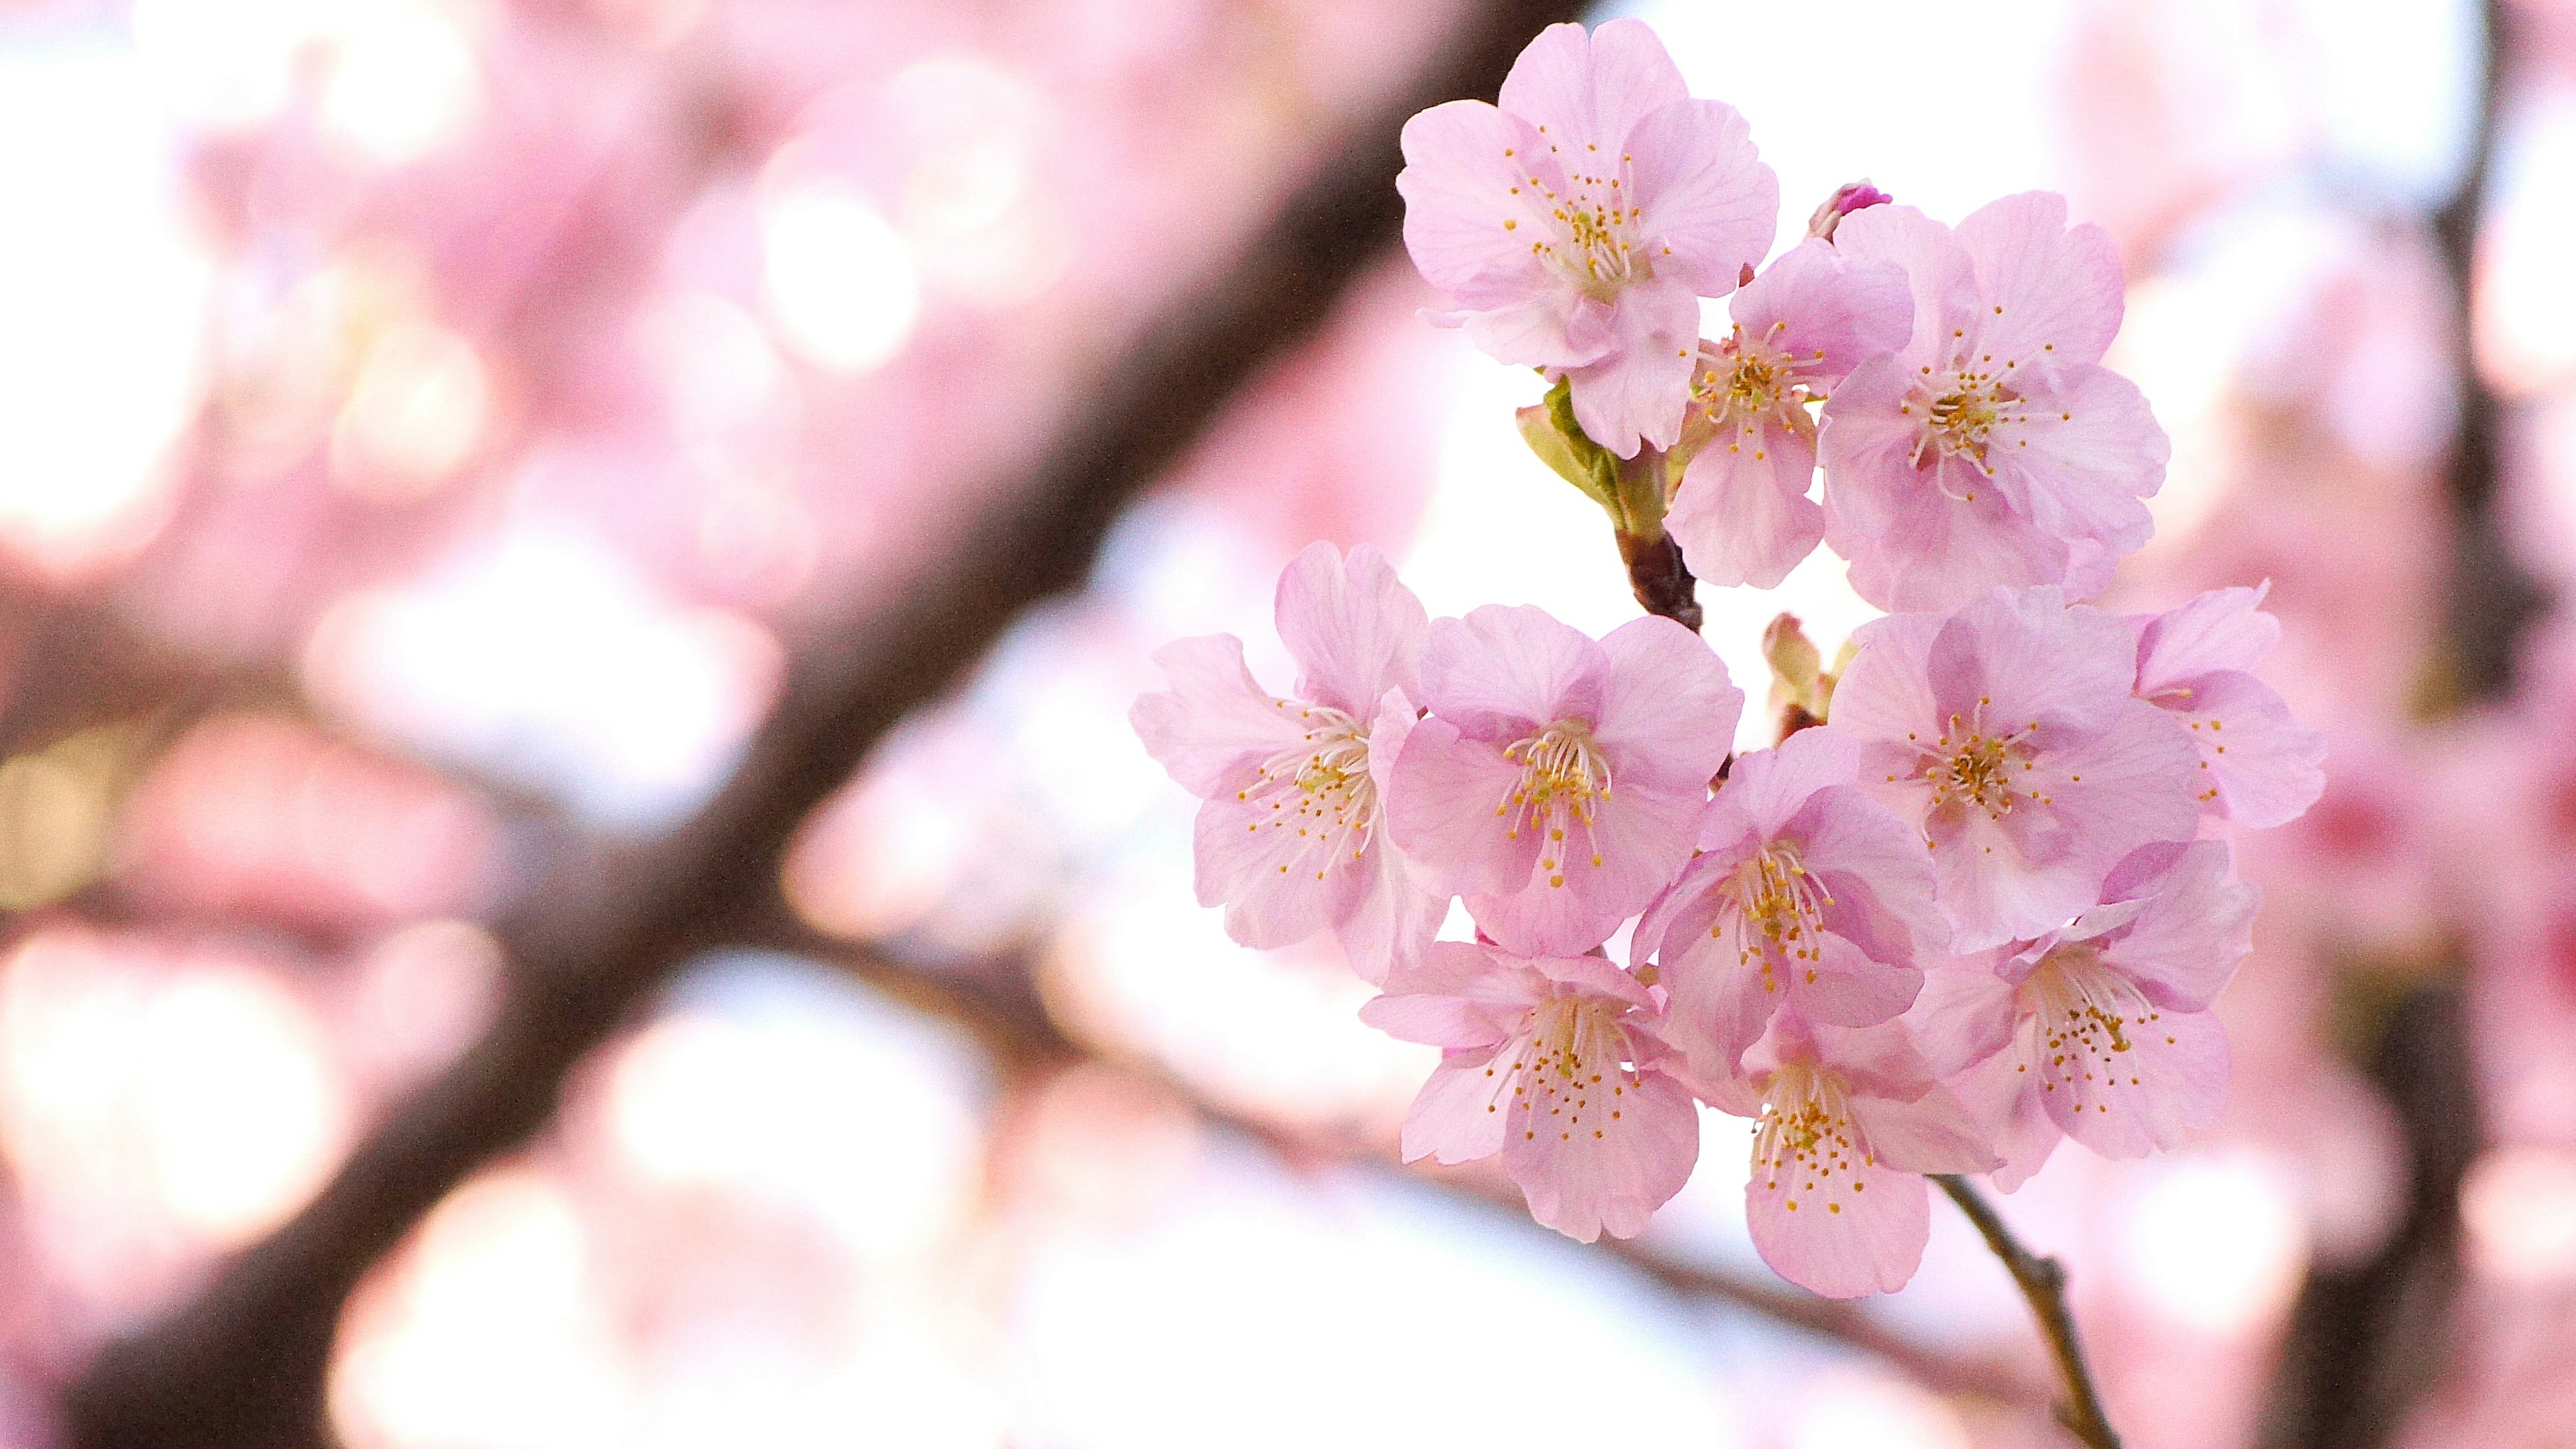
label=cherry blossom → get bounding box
[1699,1012,1996,1297]
[1664,239,1913,589]
[1830,586,2202,952]
[2129,585,2328,828]
[1363,940,1700,1242]
[1131,542,1445,981]
[1819,193,2170,611]
[1917,839,2256,1189]
[1396,19,1777,457]
[1632,725,1944,1077]
[1387,604,1739,957]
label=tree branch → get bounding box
[1934,1174,2123,1449]
[58,5,1585,1446]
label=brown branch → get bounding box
[1935,1175,2122,1448]
[58,5,1585,1446]
[2263,5,2508,1446]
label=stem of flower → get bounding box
[1932,1174,2123,1449]
[1615,527,1702,631]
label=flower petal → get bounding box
[1954,191,2125,369]
[1497,18,1688,152]
[1131,633,1302,796]
[1399,1046,1515,1165]
[1746,1138,1929,1297]
[1276,541,1428,718]
[1564,274,1700,457]
[1386,716,1537,897]
[1667,422,1824,590]
[1420,604,1608,740]
[1505,1065,1699,1242]
[1593,612,1740,788]
[1397,101,1556,305]
[1623,97,1776,297]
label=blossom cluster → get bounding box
[1133,19,2324,1299]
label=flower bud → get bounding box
[1806,180,1893,241]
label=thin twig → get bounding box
[1934,1174,2121,1449]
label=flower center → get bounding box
[1491,993,1642,1146]
[1718,843,1837,990]
[1752,1063,1872,1216]
[2022,943,2167,1104]
[1499,718,1615,888]
[1513,134,1650,301]
[1690,328,1821,447]
[1244,703,1378,869]
[1918,704,2043,821]
[1904,363,2026,490]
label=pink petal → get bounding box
[1944,1046,2061,1192]
[2134,586,2279,692]
[1420,605,1608,741]
[1848,1083,1998,1174]
[1829,611,1948,759]
[1994,364,2167,561]
[1954,191,2125,370]
[1667,422,1824,589]
[1717,727,1864,840]
[1504,1065,1699,1242]
[2163,669,2328,828]
[1795,782,1949,964]
[1527,951,1660,1008]
[1334,833,1450,986]
[1399,1047,1514,1165]
[1907,959,2020,1076]
[1732,240,1914,384]
[2098,839,2257,1012]
[1276,541,1428,719]
[1193,788,1367,948]
[1497,18,1688,152]
[2039,1000,2229,1159]
[2037,698,2204,877]
[1654,918,1784,1079]
[1788,928,1923,1030]
[1397,101,1556,305]
[1363,939,1540,1048]
[1564,274,1700,457]
[1386,716,1536,897]
[1827,202,1978,366]
[1468,775,1707,956]
[1929,587,2137,741]
[1623,97,1777,297]
[1592,613,1741,787]
[1746,1136,1929,1297]
[1131,633,1303,796]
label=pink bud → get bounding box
[1806,180,1894,241]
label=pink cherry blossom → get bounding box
[1819,193,2170,611]
[1362,940,1699,1242]
[1831,586,2202,952]
[2128,585,2328,828]
[1632,725,1945,1077]
[1387,604,1740,957]
[1131,541,1446,981]
[1699,1012,1996,1297]
[1916,839,2255,1189]
[1396,19,1778,458]
[1664,239,1913,589]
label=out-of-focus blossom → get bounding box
[1921,840,2255,1188]
[2127,586,2327,828]
[115,713,498,930]
[1132,542,1442,981]
[1632,726,1941,1076]
[1699,1013,1994,1297]
[1664,239,1911,589]
[1388,605,1739,957]
[1397,19,1776,457]
[1363,941,1699,1242]
[1822,194,2168,612]
[1833,587,2201,951]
